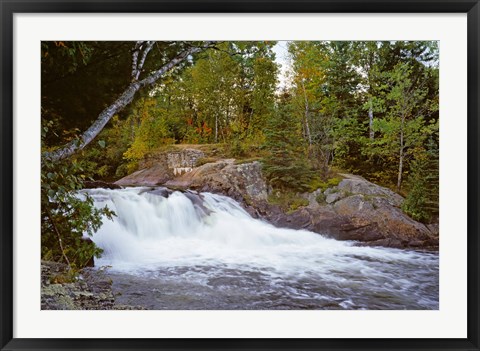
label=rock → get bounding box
[115,165,173,187]
[41,261,145,310]
[268,207,312,230]
[333,194,433,245]
[306,189,322,207]
[184,191,212,216]
[166,160,268,205]
[324,188,335,196]
[265,176,437,250]
[115,148,205,186]
[145,187,173,198]
[166,149,204,174]
[337,174,404,207]
[83,180,122,190]
[325,192,342,204]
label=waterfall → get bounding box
[83,187,439,310]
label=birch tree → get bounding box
[371,63,436,192]
[44,41,215,161]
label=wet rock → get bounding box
[83,180,122,190]
[146,187,173,198]
[41,261,145,310]
[268,207,312,230]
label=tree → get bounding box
[402,137,439,222]
[352,41,383,140]
[41,122,115,269]
[122,96,174,167]
[43,41,216,161]
[365,63,437,191]
[263,97,312,192]
[126,41,278,150]
[288,41,333,172]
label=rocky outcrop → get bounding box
[114,153,438,250]
[41,261,144,310]
[164,165,437,249]
[115,148,204,186]
[165,159,268,205]
[114,165,173,187]
[265,175,437,249]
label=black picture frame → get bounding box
[1,1,479,350]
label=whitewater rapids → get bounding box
[84,187,439,310]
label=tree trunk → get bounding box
[300,79,312,145]
[215,114,218,143]
[44,82,141,162]
[44,41,214,162]
[397,115,405,192]
[368,97,374,140]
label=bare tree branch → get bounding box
[44,41,216,162]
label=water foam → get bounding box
[83,187,439,309]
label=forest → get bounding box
[41,40,439,274]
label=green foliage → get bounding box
[196,157,219,166]
[268,192,309,213]
[41,122,115,270]
[402,138,439,222]
[79,115,132,180]
[309,175,342,192]
[262,101,314,192]
[331,116,365,172]
[315,192,326,204]
[123,97,175,164]
[42,40,440,224]
[230,139,248,157]
[288,41,439,188]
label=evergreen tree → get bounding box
[263,98,312,192]
[402,137,439,222]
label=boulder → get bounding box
[115,148,205,186]
[265,175,437,249]
[325,192,343,204]
[165,160,268,204]
[83,180,122,190]
[115,165,173,187]
[336,174,404,207]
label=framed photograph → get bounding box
[1,0,479,350]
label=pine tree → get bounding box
[402,138,439,222]
[263,99,312,192]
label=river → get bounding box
[84,187,439,310]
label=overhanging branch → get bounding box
[43,41,216,162]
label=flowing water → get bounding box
[84,187,439,310]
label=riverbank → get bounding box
[84,188,439,310]
[41,260,144,310]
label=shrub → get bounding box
[268,191,309,212]
[315,193,326,204]
[41,123,115,270]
